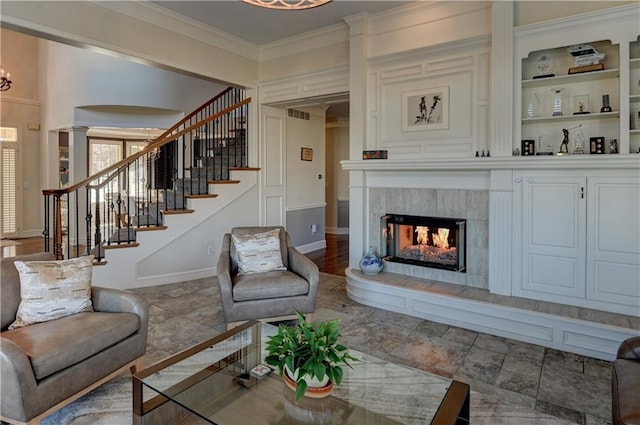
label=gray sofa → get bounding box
[217,226,319,326]
[1,252,149,425]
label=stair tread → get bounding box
[185,194,218,199]
[161,209,195,215]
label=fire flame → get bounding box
[415,226,450,249]
[432,228,450,249]
[415,226,430,246]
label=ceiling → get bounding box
[150,1,413,46]
[148,1,415,117]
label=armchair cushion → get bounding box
[9,255,94,329]
[232,228,287,275]
[2,311,140,380]
[232,270,309,302]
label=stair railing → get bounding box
[43,87,251,261]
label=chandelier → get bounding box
[0,66,11,92]
[242,0,332,10]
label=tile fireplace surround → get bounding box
[343,158,639,361]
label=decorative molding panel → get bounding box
[259,65,349,105]
[368,42,489,160]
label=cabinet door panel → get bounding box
[587,177,640,306]
[521,177,586,298]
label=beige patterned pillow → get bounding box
[232,229,287,275]
[9,255,95,329]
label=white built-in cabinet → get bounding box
[514,171,640,315]
[514,5,640,156]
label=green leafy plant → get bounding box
[265,311,358,401]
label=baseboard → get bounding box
[295,240,326,254]
[345,269,638,361]
[326,227,349,235]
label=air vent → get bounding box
[287,109,310,120]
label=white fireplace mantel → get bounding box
[341,155,640,172]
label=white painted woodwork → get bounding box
[513,4,640,154]
[511,170,640,316]
[518,176,586,299]
[261,105,286,226]
[346,269,638,361]
[586,177,640,310]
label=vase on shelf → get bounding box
[359,246,383,275]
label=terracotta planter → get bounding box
[283,365,333,399]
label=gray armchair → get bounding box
[217,226,319,326]
[1,252,148,425]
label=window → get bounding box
[1,127,18,235]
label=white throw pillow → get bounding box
[232,229,287,275]
[9,255,95,329]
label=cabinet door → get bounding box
[586,177,640,307]
[520,176,586,298]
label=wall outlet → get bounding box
[311,224,317,234]
[207,246,214,255]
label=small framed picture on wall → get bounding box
[402,86,450,132]
[300,147,313,161]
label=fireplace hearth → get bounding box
[381,214,466,272]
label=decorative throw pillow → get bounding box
[9,255,95,329]
[232,229,287,275]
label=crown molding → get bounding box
[0,96,40,106]
[92,1,259,60]
[259,22,349,61]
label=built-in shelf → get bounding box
[631,95,640,104]
[522,111,619,124]
[522,68,619,89]
[630,58,640,69]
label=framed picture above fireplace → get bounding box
[402,86,449,132]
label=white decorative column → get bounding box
[344,13,369,269]
[69,126,89,246]
[489,1,514,157]
[488,169,513,295]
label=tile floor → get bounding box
[130,272,615,425]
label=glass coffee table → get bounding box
[133,320,469,425]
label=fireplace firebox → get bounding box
[381,214,466,272]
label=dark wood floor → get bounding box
[2,234,350,276]
[1,237,45,258]
[305,233,349,276]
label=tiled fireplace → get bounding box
[368,186,488,288]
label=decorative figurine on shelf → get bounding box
[559,129,570,154]
[601,94,612,113]
[551,88,564,116]
[609,139,618,154]
[572,125,585,154]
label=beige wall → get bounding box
[1,29,43,237]
[325,118,349,231]
[1,1,258,87]
[514,1,633,26]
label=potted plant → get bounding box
[265,311,358,401]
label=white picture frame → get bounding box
[402,86,449,132]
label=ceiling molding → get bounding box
[259,22,350,61]
[92,0,260,60]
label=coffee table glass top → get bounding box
[136,320,455,424]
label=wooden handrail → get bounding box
[48,97,251,195]
[156,87,235,141]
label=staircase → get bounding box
[42,87,254,286]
